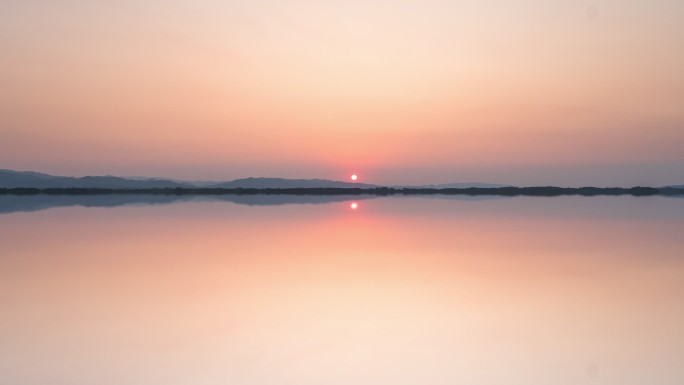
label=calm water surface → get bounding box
[1,196,683,385]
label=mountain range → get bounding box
[2,169,683,190]
[0,170,186,189]
[0,169,379,189]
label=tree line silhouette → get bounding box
[1,186,681,196]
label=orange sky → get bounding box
[1,1,683,185]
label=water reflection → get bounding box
[0,194,382,215]
[1,197,683,385]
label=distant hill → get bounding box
[0,169,189,189]
[211,177,377,189]
[10,169,675,192]
[0,170,378,189]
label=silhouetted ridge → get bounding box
[1,170,682,196]
[0,169,188,189]
[0,186,677,197]
[0,170,377,189]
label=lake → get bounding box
[1,195,683,385]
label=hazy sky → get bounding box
[1,0,683,185]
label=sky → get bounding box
[1,0,683,186]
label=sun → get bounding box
[351,174,358,181]
[350,202,358,210]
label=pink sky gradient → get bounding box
[1,1,683,185]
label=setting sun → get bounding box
[350,202,358,210]
[351,174,358,181]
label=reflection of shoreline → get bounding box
[0,189,681,215]
[0,187,682,215]
[0,194,381,215]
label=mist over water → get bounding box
[1,196,683,385]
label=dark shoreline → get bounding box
[1,187,682,197]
